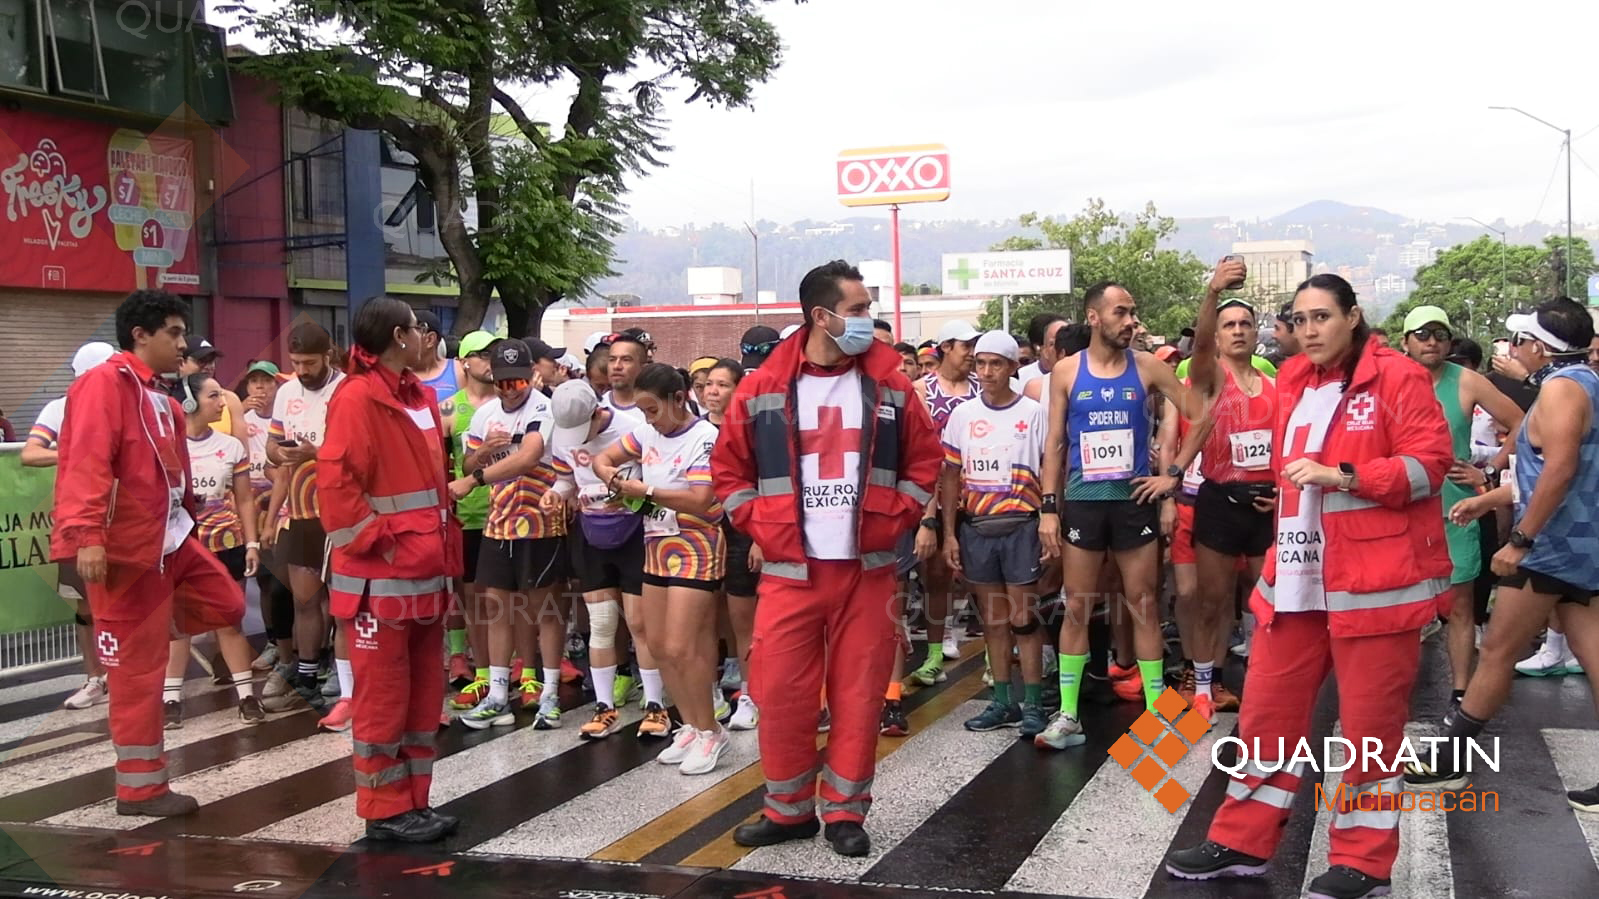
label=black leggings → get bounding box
[259,567,296,641]
[1474,512,1499,625]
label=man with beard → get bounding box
[266,323,347,726]
[1399,306,1522,710]
[1036,282,1201,749]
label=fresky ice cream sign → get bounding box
[0,108,200,293]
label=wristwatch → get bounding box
[1508,528,1535,550]
[472,468,487,486]
[920,517,939,530]
[646,484,656,500]
[1166,464,1183,479]
[1337,462,1356,492]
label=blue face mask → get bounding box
[823,309,876,356]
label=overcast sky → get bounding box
[216,0,1599,229]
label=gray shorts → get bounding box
[895,527,920,578]
[958,519,1042,586]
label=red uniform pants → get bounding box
[1208,610,1421,879]
[88,539,244,802]
[345,600,444,821]
[749,560,898,825]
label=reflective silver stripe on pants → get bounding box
[1226,779,1295,808]
[1240,759,1307,781]
[354,763,409,789]
[1323,492,1380,514]
[403,730,435,748]
[765,795,815,817]
[329,574,448,597]
[758,476,794,497]
[897,479,932,506]
[352,739,400,759]
[1333,807,1401,830]
[1328,578,1448,613]
[327,513,377,548]
[407,757,434,777]
[116,768,169,788]
[114,743,164,762]
[747,393,787,415]
[368,489,440,514]
[820,765,872,798]
[1400,455,1432,501]
[817,798,870,817]
[724,488,757,514]
[762,561,807,580]
[861,551,896,570]
[766,767,819,795]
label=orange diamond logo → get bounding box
[1108,687,1212,813]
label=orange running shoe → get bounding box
[318,698,353,733]
[1190,694,1216,726]
[449,677,488,710]
[560,658,584,684]
[448,653,473,684]
[1177,666,1197,704]
[1212,681,1240,712]
[1109,663,1144,702]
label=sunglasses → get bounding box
[1407,327,1452,343]
[741,340,778,356]
[495,378,530,391]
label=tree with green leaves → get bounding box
[222,0,790,336]
[1383,236,1596,340]
[978,199,1209,338]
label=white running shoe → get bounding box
[714,690,732,724]
[719,660,743,692]
[679,727,730,775]
[460,697,514,730]
[533,694,563,729]
[942,633,960,661]
[250,644,278,672]
[1516,640,1569,677]
[729,695,759,731]
[657,725,700,765]
[62,676,108,710]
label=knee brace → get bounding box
[1010,618,1041,636]
[587,599,621,649]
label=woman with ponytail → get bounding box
[1167,274,1454,899]
[319,297,461,843]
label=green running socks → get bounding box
[993,681,1011,706]
[1058,652,1088,718]
[1023,682,1042,708]
[1139,658,1165,712]
[446,628,467,655]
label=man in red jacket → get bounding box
[712,260,942,857]
[52,290,245,817]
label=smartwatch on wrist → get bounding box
[1508,528,1535,550]
[920,517,939,531]
[1337,462,1356,492]
[1166,464,1183,479]
[472,468,487,486]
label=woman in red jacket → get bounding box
[319,297,461,843]
[1167,274,1453,899]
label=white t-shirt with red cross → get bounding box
[1273,381,1344,612]
[795,364,865,560]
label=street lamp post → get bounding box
[1490,105,1574,297]
[1458,216,1508,303]
[744,221,760,321]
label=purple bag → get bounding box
[580,511,642,550]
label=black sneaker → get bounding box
[1164,840,1269,880]
[239,696,266,725]
[1306,865,1392,899]
[1403,759,1468,791]
[879,699,908,737]
[733,815,819,848]
[1569,782,1599,812]
[290,669,329,711]
[824,820,870,857]
[163,700,182,730]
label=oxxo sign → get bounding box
[835,144,951,207]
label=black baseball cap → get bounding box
[525,338,566,363]
[414,310,444,336]
[185,336,221,360]
[489,338,533,381]
[740,325,780,369]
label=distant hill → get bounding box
[1269,200,1407,229]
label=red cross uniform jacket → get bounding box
[51,352,196,586]
[1254,335,1454,637]
[711,326,942,585]
[319,358,462,622]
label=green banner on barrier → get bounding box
[0,449,67,633]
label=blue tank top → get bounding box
[423,362,459,420]
[1066,350,1149,501]
[1513,364,1599,589]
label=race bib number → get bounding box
[1182,452,1204,495]
[644,503,680,537]
[1080,429,1134,481]
[963,445,1013,492]
[1229,429,1273,471]
[1505,454,1519,505]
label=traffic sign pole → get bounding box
[891,203,903,338]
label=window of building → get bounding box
[43,0,106,99]
[0,0,46,91]
[292,155,313,222]
[415,187,435,233]
[98,4,182,117]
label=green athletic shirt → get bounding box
[450,387,489,530]
[1174,354,1278,381]
[1434,362,1482,584]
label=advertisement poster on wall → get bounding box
[0,108,201,294]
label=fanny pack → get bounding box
[961,512,1037,538]
[580,510,642,549]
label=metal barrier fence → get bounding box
[0,441,80,675]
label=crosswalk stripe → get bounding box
[0,731,101,764]
[732,698,1017,879]
[1543,728,1599,871]
[1004,712,1238,898]
[678,661,989,869]
[254,705,646,848]
[0,671,243,761]
[471,714,758,859]
[0,673,84,709]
